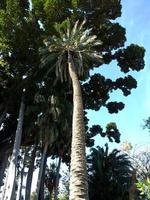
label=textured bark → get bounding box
[36,142,48,200]
[3,93,25,200]
[25,145,37,200]
[54,157,61,200]
[129,170,136,200]
[38,155,47,200]
[68,53,88,200]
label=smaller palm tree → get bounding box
[87,144,133,200]
[45,163,57,200]
[40,19,102,200]
[35,94,60,200]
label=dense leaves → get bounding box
[87,145,133,200]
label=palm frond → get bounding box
[40,19,103,82]
[71,20,79,37]
[78,20,86,31]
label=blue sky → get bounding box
[87,0,150,150]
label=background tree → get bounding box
[3,93,25,200]
[121,139,150,200]
[87,144,133,200]
[0,0,43,193]
[136,178,150,200]
[133,150,150,200]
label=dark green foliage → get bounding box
[106,102,124,114]
[114,75,137,96]
[83,73,137,113]
[86,122,121,147]
[83,74,111,111]
[115,44,145,73]
[87,145,133,200]
[0,0,43,151]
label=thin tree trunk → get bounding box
[39,154,47,200]
[129,170,136,200]
[36,142,48,200]
[0,108,7,126]
[68,53,88,200]
[16,148,28,200]
[19,163,25,200]
[25,145,37,200]
[54,157,61,200]
[3,93,25,200]
[39,173,45,200]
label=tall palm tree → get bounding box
[35,94,61,200]
[40,20,102,200]
[45,163,57,200]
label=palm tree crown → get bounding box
[88,145,133,200]
[40,19,102,81]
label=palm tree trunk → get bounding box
[25,145,37,200]
[3,93,25,200]
[54,157,62,200]
[68,53,88,200]
[129,169,136,200]
[38,155,47,200]
[36,142,48,200]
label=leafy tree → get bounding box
[136,178,150,200]
[134,151,150,181]
[131,151,150,200]
[0,1,42,194]
[58,195,69,200]
[121,141,150,200]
